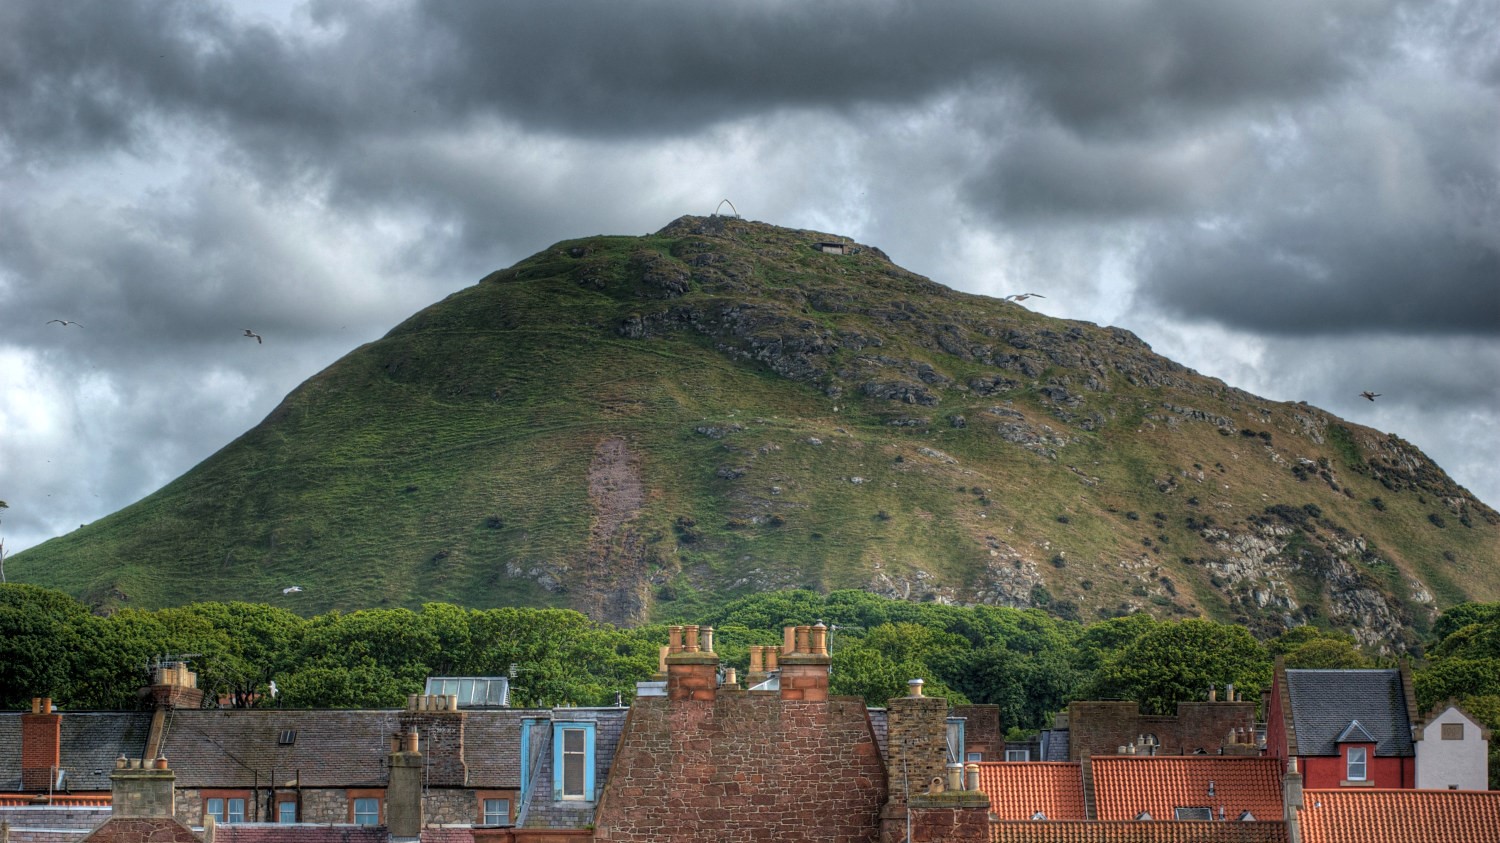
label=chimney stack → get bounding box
[777,624,831,702]
[109,754,175,817]
[387,730,423,839]
[666,625,719,702]
[21,698,61,792]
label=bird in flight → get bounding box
[243,329,262,344]
[1360,391,1380,401]
[47,319,83,327]
[1005,293,1046,302]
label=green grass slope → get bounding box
[13,216,1498,649]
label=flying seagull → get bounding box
[47,319,83,327]
[1360,391,1380,401]
[1005,293,1046,302]
[243,329,262,344]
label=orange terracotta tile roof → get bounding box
[977,762,1087,820]
[989,819,1289,842]
[1298,788,1500,843]
[1090,756,1283,822]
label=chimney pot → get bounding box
[116,756,128,769]
[447,694,458,710]
[684,624,700,653]
[795,625,811,654]
[700,625,715,654]
[908,678,925,697]
[748,645,764,674]
[657,645,670,675]
[404,729,419,753]
[965,762,981,792]
[810,622,828,656]
[724,667,737,686]
[1208,684,1218,702]
[31,698,41,715]
[946,763,964,793]
[153,757,168,770]
[668,625,684,654]
[764,648,778,670]
[783,626,797,655]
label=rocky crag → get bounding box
[13,217,1497,650]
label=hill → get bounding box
[12,216,1497,650]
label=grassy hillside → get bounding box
[13,216,1497,650]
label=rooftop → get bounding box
[977,762,1086,821]
[1089,756,1283,823]
[1298,789,1500,843]
[1284,670,1413,757]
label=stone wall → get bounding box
[1068,700,1255,760]
[592,692,886,843]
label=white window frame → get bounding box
[482,797,510,825]
[277,801,297,824]
[1346,746,1367,781]
[1005,749,1031,762]
[206,797,246,824]
[353,797,381,826]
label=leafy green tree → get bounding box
[178,602,305,707]
[1092,619,1270,714]
[1269,627,1372,669]
[0,584,93,706]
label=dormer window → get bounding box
[1346,746,1367,781]
[1174,806,1212,820]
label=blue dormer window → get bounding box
[553,721,597,801]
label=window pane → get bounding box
[483,798,510,824]
[227,799,246,823]
[1348,747,1366,780]
[207,799,225,823]
[563,754,585,796]
[564,728,585,753]
[354,798,380,825]
[278,802,297,824]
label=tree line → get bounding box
[3,584,1496,761]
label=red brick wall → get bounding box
[1300,753,1413,789]
[950,705,1002,761]
[21,710,61,791]
[593,693,887,843]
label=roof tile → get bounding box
[976,762,1087,821]
[1089,756,1283,823]
[1298,788,1500,843]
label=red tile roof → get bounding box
[1298,788,1500,843]
[977,762,1087,821]
[1090,756,1283,822]
[989,819,1289,842]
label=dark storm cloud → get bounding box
[1,0,1394,161]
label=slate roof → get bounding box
[0,806,112,843]
[1298,789,1500,843]
[1284,670,1413,757]
[515,708,627,830]
[157,708,547,789]
[1089,756,1283,823]
[0,713,153,793]
[989,820,1289,842]
[867,708,889,759]
[1333,720,1375,744]
[976,762,1087,821]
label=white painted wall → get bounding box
[1415,705,1489,791]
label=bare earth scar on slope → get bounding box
[582,436,650,624]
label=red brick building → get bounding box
[1265,659,1417,790]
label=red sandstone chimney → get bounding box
[666,625,719,702]
[778,623,831,702]
[21,697,62,792]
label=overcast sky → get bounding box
[2,0,1497,554]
